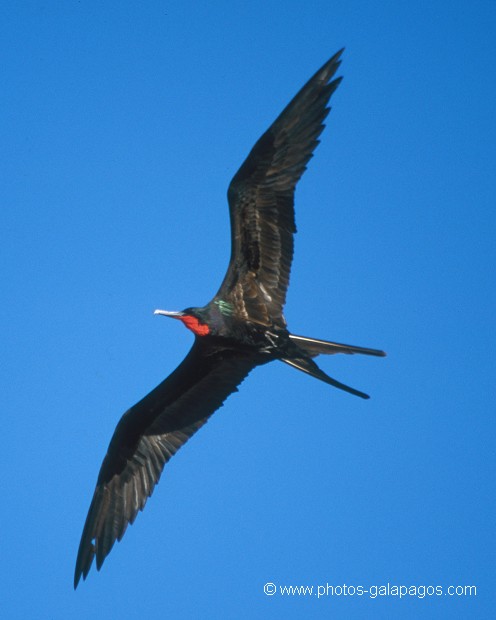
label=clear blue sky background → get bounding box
[2,2,495,619]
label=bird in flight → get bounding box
[74,49,385,588]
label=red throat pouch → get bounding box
[179,315,210,336]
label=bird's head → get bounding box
[154,307,211,336]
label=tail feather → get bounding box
[289,333,386,358]
[281,356,370,399]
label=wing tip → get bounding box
[319,48,345,81]
[74,540,96,589]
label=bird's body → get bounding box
[75,49,385,588]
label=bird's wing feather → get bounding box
[74,341,257,587]
[217,49,343,326]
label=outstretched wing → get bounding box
[217,49,344,326]
[74,341,257,588]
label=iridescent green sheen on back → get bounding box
[214,299,234,316]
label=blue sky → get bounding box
[2,1,495,618]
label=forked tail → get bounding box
[281,333,386,399]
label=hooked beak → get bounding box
[153,309,185,319]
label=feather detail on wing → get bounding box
[74,341,257,588]
[217,49,344,326]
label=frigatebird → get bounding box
[74,49,385,588]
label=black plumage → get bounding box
[74,49,385,588]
